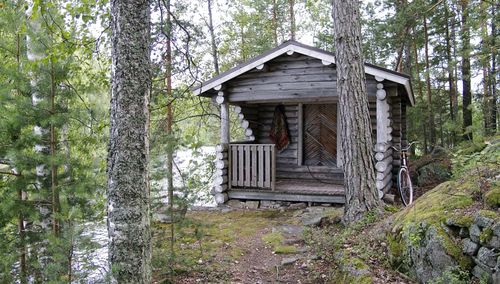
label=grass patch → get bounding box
[274,245,298,254]
[261,231,298,254]
[152,209,291,281]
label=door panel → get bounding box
[304,104,337,166]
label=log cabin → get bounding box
[193,40,415,205]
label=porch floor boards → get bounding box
[228,178,345,204]
[275,179,344,195]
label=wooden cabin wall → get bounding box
[225,55,378,103]
[369,99,377,141]
[389,89,403,180]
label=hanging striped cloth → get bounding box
[269,105,290,152]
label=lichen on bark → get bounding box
[107,0,152,282]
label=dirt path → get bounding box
[156,206,414,284]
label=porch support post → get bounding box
[219,91,230,144]
[214,89,229,204]
[374,79,393,198]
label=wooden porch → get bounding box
[229,179,345,203]
[215,143,345,204]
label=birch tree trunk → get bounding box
[331,0,381,224]
[108,0,151,282]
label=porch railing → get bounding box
[229,144,276,190]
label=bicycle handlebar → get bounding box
[390,141,418,152]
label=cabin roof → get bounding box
[193,40,415,106]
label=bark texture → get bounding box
[461,0,473,140]
[207,0,220,75]
[332,0,381,224]
[108,0,151,282]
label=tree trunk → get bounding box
[485,1,498,135]
[108,0,151,282]
[480,4,492,135]
[423,16,436,148]
[15,28,27,284]
[461,0,473,140]
[207,0,220,75]
[289,0,295,40]
[412,31,429,153]
[332,0,381,224]
[272,0,278,45]
[491,2,498,133]
[164,0,175,270]
[50,61,60,236]
[444,1,458,143]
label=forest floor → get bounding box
[151,205,416,284]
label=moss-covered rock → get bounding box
[484,187,500,208]
[417,162,451,187]
[388,139,500,283]
[389,180,480,282]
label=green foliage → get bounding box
[451,138,500,179]
[0,0,109,282]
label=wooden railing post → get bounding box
[229,143,276,190]
[271,144,276,191]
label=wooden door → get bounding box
[303,104,337,166]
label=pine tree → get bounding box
[108,0,152,282]
[332,0,381,224]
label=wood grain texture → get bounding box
[304,104,337,167]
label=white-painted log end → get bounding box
[214,84,222,91]
[215,159,228,169]
[245,135,255,141]
[321,59,332,65]
[213,184,228,193]
[216,95,225,105]
[376,89,387,100]
[214,193,228,204]
[215,143,229,152]
[245,128,253,136]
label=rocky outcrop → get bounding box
[412,147,452,187]
[388,139,500,283]
[458,211,500,283]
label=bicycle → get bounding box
[391,142,417,206]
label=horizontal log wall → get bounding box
[389,89,403,185]
[226,55,378,103]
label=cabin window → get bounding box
[301,103,338,167]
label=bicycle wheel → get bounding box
[398,167,413,206]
